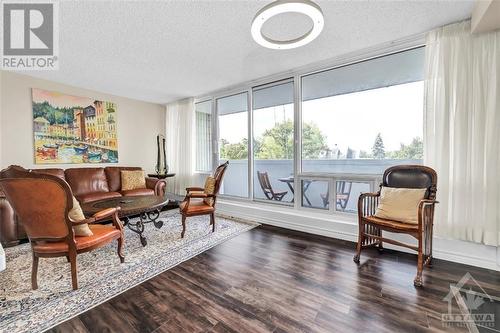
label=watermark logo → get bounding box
[442,272,496,330]
[1,1,59,70]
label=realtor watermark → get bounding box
[442,272,496,330]
[1,1,59,70]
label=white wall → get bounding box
[0,70,3,169]
[0,71,165,172]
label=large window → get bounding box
[195,100,212,172]
[301,47,424,175]
[217,92,249,197]
[197,46,425,215]
[252,80,294,204]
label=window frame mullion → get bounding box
[247,89,253,200]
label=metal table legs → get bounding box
[122,209,164,246]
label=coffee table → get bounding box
[82,195,169,247]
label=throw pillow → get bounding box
[203,176,216,206]
[374,186,427,224]
[121,170,146,191]
[68,196,93,237]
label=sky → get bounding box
[219,81,423,155]
[32,88,94,108]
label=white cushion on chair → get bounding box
[374,186,426,224]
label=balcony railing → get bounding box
[220,158,422,213]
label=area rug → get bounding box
[0,211,257,333]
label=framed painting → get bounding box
[32,88,118,164]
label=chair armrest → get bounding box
[93,207,120,220]
[186,192,215,198]
[359,192,380,199]
[419,199,439,207]
[71,207,121,225]
[358,192,380,218]
[146,178,167,196]
[71,217,97,225]
[186,187,204,192]
[417,199,439,227]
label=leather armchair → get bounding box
[179,162,229,238]
[0,166,125,290]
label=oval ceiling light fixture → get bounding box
[251,0,324,50]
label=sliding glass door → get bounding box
[252,80,295,204]
[216,92,249,197]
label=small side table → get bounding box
[0,243,5,272]
[147,173,176,179]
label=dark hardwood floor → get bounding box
[49,225,500,333]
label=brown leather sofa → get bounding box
[0,166,166,247]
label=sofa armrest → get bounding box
[145,177,167,196]
[0,194,22,247]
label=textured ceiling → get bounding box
[21,0,474,104]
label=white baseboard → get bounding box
[218,200,500,272]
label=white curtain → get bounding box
[424,20,500,246]
[165,98,195,195]
[195,111,212,172]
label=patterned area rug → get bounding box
[0,211,257,333]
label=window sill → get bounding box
[217,198,358,241]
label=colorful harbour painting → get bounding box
[32,88,118,164]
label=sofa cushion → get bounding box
[76,191,122,204]
[32,168,65,180]
[121,170,146,191]
[65,168,110,196]
[105,167,142,192]
[120,188,155,197]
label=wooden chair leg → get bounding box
[353,222,364,263]
[414,236,424,287]
[31,253,39,290]
[210,213,215,232]
[117,236,125,263]
[378,230,384,252]
[181,215,186,238]
[426,223,434,267]
[69,250,78,290]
